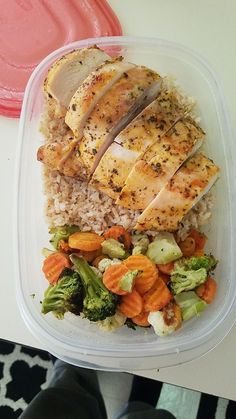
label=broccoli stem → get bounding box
[70,254,107,293]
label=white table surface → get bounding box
[1,0,236,401]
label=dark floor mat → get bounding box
[0,340,53,418]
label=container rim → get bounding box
[14,36,236,362]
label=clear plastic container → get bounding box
[15,36,236,371]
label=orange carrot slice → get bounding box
[103,225,132,250]
[196,276,217,304]
[118,289,143,318]
[103,264,131,295]
[143,277,172,312]
[179,236,196,257]
[193,249,205,257]
[188,229,207,251]
[123,255,158,295]
[157,262,174,275]
[158,272,170,285]
[42,252,70,284]
[58,239,71,253]
[79,248,102,262]
[68,231,104,251]
[132,311,150,327]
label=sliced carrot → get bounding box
[42,252,70,284]
[157,262,175,275]
[163,301,182,330]
[118,289,143,318]
[158,272,170,285]
[196,276,217,304]
[103,264,130,295]
[143,277,172,312]
[79,248,102,263]
[193,249,205,257]
[123,255,158,295]
[179,236,196,257]
[58,239,71,254]
[188,229,207,251]
[68,231,104,251]
[92,255,107,268]
[103,225,132,250]
[132,311,150,327]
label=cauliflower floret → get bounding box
[148,311,175,337]
[98,258,121,273]
[96,311,126,331]
[132,233,149,255]
[148,302,182,336]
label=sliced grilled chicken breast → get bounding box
[65,58,135,139]
[135,153,220,232]
[80,66,162,174]
[44,46,110,108]
[116,117,205,209]
[37,138,87,180]
[91,91,185,199]
[59,59,134,169]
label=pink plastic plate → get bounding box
[0,0,122,118]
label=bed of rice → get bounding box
[40,77,215,240]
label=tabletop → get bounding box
[1,0,236,401]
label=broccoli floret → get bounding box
[49,225,80,250]
[170,255,217,295]
[171,264,207,295]
[101,239,126,259]
[70,254,119,322]
[41,268,84,319]
[184,255,218,272]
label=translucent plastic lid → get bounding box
[0,0,122,118]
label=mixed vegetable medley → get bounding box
[41,225,218,336]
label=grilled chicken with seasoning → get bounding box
[57,58,134,169]
[65,58,135,139]
[37,135,87,180]
[116,117,205,209]
[91,91,186,199]
[135,153,220,231]
[44,46,110,110]
[79,66,162,174]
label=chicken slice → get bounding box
[91,91,186,199]
[37,134,88,180]
[80,66,162,174]
[44,46,110,108]
[65,58,135,139]
[135,153,220,232]
[59,59,134,170]
[116,117,205,209]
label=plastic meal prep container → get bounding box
[15,36,236,371]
